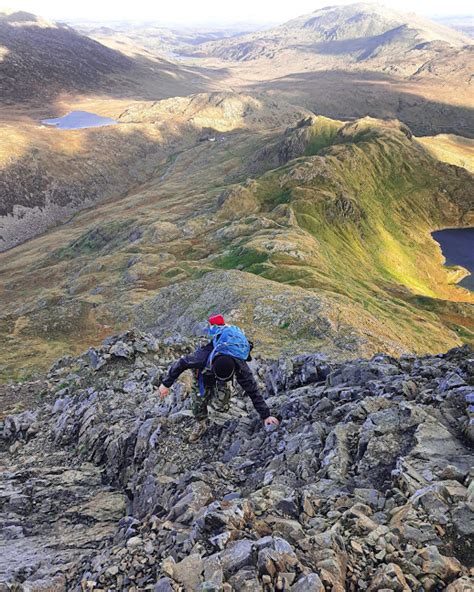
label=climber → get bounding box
[154,314,280,442]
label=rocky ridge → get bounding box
[1,329,473,590]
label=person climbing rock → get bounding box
[155,314,279,442]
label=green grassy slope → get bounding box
[0,110,473,380]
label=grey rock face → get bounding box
[0,331,472,591]
[291,572,325,591]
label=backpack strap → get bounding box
[206,343,218,371]
[197,370,206,397]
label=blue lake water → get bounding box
[42,111,117,130]
[432,227,474,291]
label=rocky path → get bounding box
[1,330,473,591]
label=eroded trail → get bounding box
[1,330,473,591]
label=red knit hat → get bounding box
[208,314,225,326]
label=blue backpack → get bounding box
[207,325,251,366]
[197,325,251,396]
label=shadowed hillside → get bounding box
[0,10,224,104]
[0,93,310,250]
[0,10,133,102]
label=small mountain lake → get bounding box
[41,111,117,130]
[432,227,474,291]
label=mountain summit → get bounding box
[284,3,468,45]
[195,2,471,77]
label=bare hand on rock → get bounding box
[158,384,170,399]
[264,416,280,427]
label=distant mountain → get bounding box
[71,21,262,57]
[0,10,132,102]
[434,15,474,38]
[193,3,471,78]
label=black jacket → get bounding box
[157,342,271,420]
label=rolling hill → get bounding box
[1,93,472,380]
[71,20,261,57]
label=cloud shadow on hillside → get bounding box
[0,17,228,107]
[247,70,474,137]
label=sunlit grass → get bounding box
[1,111,473,380]
[417,134,474,173]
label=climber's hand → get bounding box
[264,416,280,427]
[158,384,170,399]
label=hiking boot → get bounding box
[188,419,208,442]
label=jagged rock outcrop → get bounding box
[1,329,472,590]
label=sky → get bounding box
[2,0,473,24]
